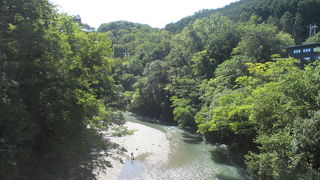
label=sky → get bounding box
[49,0,238,29]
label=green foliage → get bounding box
[0,0,120,179]
[245,131,294,179]
[195,58,320,179]
[233,20,294,61]
[280,11,294,34]
[214,56,249,89]
[97,21,153,34]
[170,96,195,127]
[191,50,214,79]
[111,126,136,137]
[197,89,252,133]
[130,60,171,119]
[304,32,320,44]
[292,111,320,175]
[165,0,320,42]
[109,111,126,126]
[244,60,320,179]
[3,0,320,179]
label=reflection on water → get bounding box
[118,159,144,180]
[118,113,250,180]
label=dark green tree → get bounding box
[0,1,117,179]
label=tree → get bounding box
[0,1,116,179]
[294,12,304,43]
[233,19,294,61]
[280,11,294,34]
[130,60,172,119]
[244,59,320,179]
[304,31,320,44]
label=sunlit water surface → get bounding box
[118,113,249,180]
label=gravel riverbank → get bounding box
[95,122,170,180]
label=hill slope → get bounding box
[165,0,320,43]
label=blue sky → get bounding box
[49,0,238,29]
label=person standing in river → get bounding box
[131,152,135,160]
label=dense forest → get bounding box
[1,0,320,179]
[165,0,320,43]
[0,0,124,179]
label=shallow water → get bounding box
[118,113,249,180]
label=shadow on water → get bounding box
[211,146,251,180]
[126,112,175,126]
[216,167,250,180]
[210,147,232,165]
[181,131,203,144]
[216,174,248,180]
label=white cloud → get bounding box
[49,0,237,29]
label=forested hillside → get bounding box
[97,0,320,179]
[165,0,320,43]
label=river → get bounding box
[117,113,250,180]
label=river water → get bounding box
[117,113,250,180]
